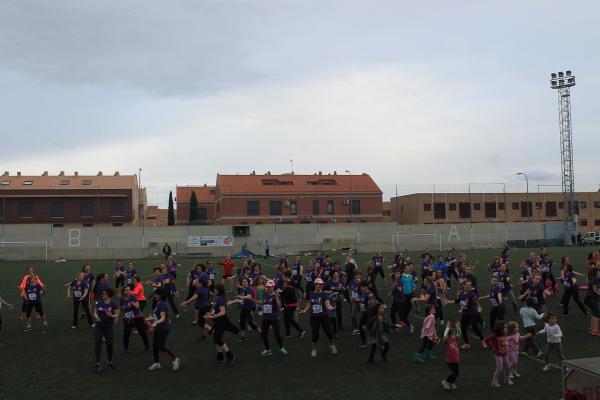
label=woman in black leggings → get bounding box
[445,280,483,350]
[148,288,181,371]
[206,284,239,366]
[93,288,118,373]
[120,286,149,352]
[259,280,287,356]
[281,271,305,338]
[300,278,337,358]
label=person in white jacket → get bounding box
[536,313,565,371]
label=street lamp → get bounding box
[345,170,352,221]
[517,172,530,223]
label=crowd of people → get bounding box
[1,247,599,390]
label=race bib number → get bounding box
[351,292,359,301]
[263,304,272,314]
[28,293,37,301]
[564,281,571,288]
[360,303,366,312]
[127,279,133,285]
[490,298,498,307]
[375,262,381,267]
[459,299,467,310]
[306,276,312,282]
[292,270,298,276]
[542,266,549,272]
[73,290,83,298]
[312,304,323,314]
[124,311,135,319]
[209,274,215,280]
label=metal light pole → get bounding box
[517,172,530,222]
[290,160,294,174]
[345,170,352,221]
[550,70,577,235]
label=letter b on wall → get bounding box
[68,229,81,247]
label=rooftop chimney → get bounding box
[251,171,256,175]
[74,171,78,176]
[97,171,103,176]
[333,171,337,175]
[2,171,8,176]
[17,171,21,176]
[203,183,207,187]
[318,171,322,175]
[59,171,65,176]
[114,171,120,176]
[267,171,271,175]
[42,171,48,176]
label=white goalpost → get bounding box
[0,241,49,262]
[392,234,442,252]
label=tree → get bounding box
[188,191,199,223]
[168,191,175,226]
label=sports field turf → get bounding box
[0,247,598,400]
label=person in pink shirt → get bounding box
[442,320,462,391]
[482,322,510,387]
[414,305,438,363]
[505,321,527,379]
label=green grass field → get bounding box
[0,247,598,400]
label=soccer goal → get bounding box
[392,234,442,252]
[0,241,48,262]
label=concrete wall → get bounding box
[0,221,565,261]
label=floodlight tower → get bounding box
[550,70,576,235]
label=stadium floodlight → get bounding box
[550,70,576,237]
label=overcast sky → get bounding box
[1,1,599,206]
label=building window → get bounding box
[580,201,587,209]
[595,219,600,227]
[448,203,456,211]
[579,219,588,227]
[110,200,125,217]
[520,202,532,217]
[433,203,446,219]
[59,180,70,185]
[594,202,600,209]
[112,222,123,227]
[498,202,505,211]
[559,202,564,209]
[327,200,334,215]
[247,201,260,216]
[473,203,481,211]
[313,200,320,215]
[80,201,94,218]
[52,223,63,228]
[545,201,557,217]
[269,201,282,216]
[19,201,33,218]
[51,201,64,218]
[512,202,519,210]
[0,199,3,219]
[535,202,543,210]
[351,200,361,215]
[198,207,208,220]
[290,201,297,215]
[423,203,432,212]
[484,202,497,218]
[83,223,93,227]
[459,202,471,219]
[81,179,92,185]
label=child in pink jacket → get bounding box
[414,305,438,363]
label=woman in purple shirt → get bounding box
[259,280,287,357]
[23,275,47,332]
[66,271,92,328]
[300,278,337,358]
[206,284,239,366]
[93,288,118,373]
[120,286,149,352]
[148,288,181,372]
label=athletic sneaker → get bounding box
[43,321,48,329]
[172,358,181,371]
[491,383,500,388]
[260,349,273,357]
[536,350,544,358]
[590,329,600,336]
[310,349,317,358]
[441,380,451,391]
[236,336,248,342]
[507,379,514,385]
[451,384,458,390]
[284,335,292,339]
[107,362,116,370]
[352,329,360,335]
[413,353,425,363]
[24,324,32,332]
[72,326,77,329]
[542,364,552,372]
[175,314,180,319]
[359,344,368,348]
[299,330,306,340]
[148,363,162,371]
[95,363,102,374]
[514,372,521,378]
[226,355,236,367]
[191,320,197,325]
[426,351,435,360]
[520,351,528,356]
[331,345,338,355]
[280,348,288,356]
[409,324,415,334]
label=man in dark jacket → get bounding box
[162,242,172,260]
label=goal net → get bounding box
[392,234,442,252]
[0,241,48,262]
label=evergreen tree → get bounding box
[189,191,199,223]
[168,191,175,226]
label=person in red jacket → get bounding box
[18,267,45,320]
[218,255,236,293]
[442,320,462,391]
[482,322,510,387]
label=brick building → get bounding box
[391,192,600,229]
[214,172,383,225]
[0,171,143,227]
[143,205,168,227]
[175,185,217,224]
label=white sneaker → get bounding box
[310,349,317,358]
[331,345,338,355]
[514,372,521,378]
[442,380,451,391]
[542,364,551,372]
[148,363,161,371]
[172,358,181,371]
[71,326,77,329]
[491,383,500,388]
[507,379,514,385]
[451,383,458,390]
[536,350,544,358]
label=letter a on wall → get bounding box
[448,225,460,242]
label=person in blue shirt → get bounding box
[148,288,181,371]
[389,270,413,334]
[434,255,448,279]
[93,288,118,373]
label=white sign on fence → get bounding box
[187,235,234,247]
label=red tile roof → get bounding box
[176,185,217,204]
[0,174,137,189]
[216,173,382,196]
